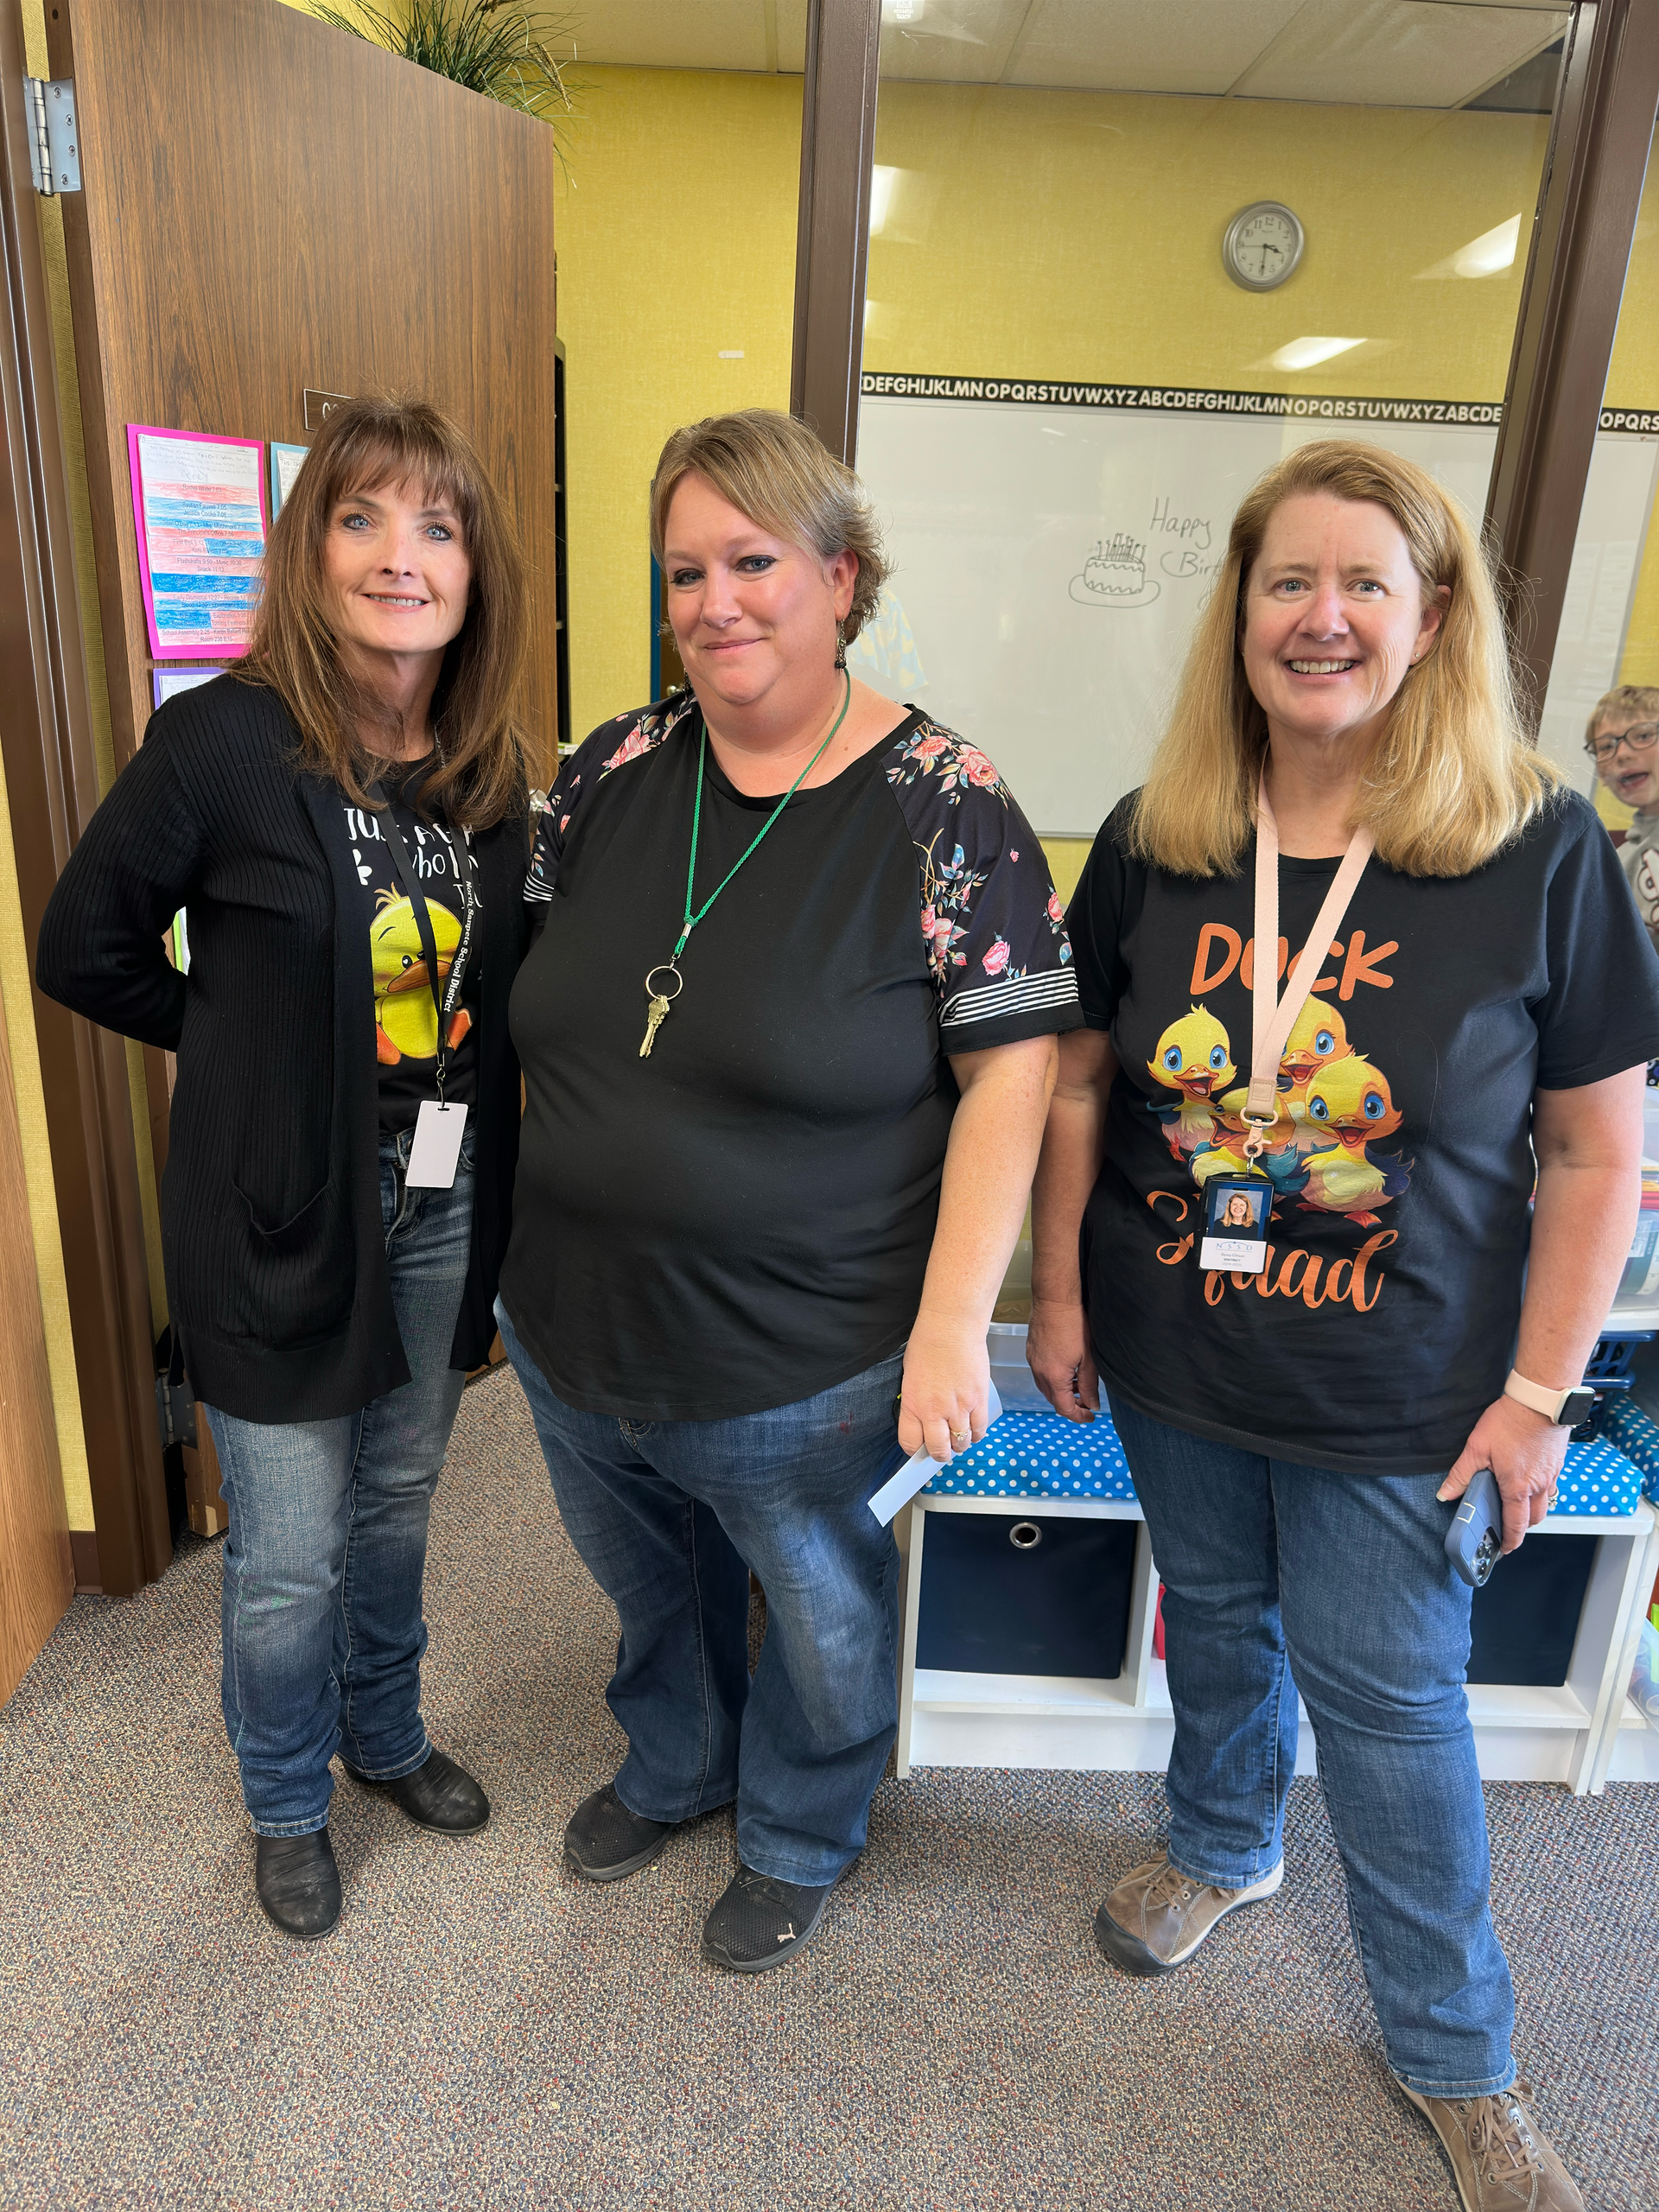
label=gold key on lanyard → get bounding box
[639,963,683,1059]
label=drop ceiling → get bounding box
[569,0,1569,108]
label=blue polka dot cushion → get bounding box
[922,1407,1644,1516]
[923,1408,1136,1500]
[1595,1395,1659,1509]
[1555,1433,1643,1517]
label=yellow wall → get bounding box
[865,86,1550,398]
[553,67,802,740]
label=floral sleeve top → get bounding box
[527,692,1080,1052]
[501,693,1081,1420]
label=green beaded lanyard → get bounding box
[638,671,852,1058]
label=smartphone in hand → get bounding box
[1445,1466,1503,1587]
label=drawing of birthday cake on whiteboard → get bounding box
[1070,531,1160,608]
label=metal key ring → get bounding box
[644,963,684,1001]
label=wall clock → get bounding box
[1223,202,1305,291]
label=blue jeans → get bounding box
[206,1131,475,1835]
[498,1303,906,1886]
[1109,1395,1516,2099]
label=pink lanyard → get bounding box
[1243,775,1375,1143]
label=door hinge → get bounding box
[23,78,79,196]
[155,1373,197,1452]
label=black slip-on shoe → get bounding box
[563,1781,683,1881]
[255,1828,341,1941]
[700,1863,838,1974]
[341,1746,490,1834]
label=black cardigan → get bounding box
[36,677,529,1423]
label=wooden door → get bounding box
[46,0,562,783]
[0,980,72,1707]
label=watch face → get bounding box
[1224,202,1304,291]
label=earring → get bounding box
[835,619,847,670]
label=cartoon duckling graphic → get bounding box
[370,888,472,1066]
[1147,1006,1235,1161]
[1278,995,1353,1148]
[1191,1084,1306,1201]
[1297,1053,1410,1227]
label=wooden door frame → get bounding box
[790,0,881,467]
[1486,0,1659,715]
[1,0,169,1597]
[792,0,1659,700]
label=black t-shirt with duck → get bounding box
[338,757,480,1134]
[1068,788,1659,1474]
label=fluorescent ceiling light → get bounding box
[1266,336,1366,373]
[869,165,899,238]
[1416,214,1522,281]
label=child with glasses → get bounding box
[1586,683,1659,950]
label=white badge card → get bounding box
[1198,1178,1271,1274]
[405,1100,467,1189]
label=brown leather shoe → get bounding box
[1401,2080,1583,2211]
[1094,1849,1283,1975]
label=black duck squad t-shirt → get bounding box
[501,693,1082,1422]
[1070,787,1659,1474]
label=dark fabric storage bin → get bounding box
[915,1512,1138,1678]
[1466,1534,1597,1687]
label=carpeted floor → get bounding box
[1,1366,1653,2212]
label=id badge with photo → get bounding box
[1198,1175,1272,1274]
[405,1100,467,1189]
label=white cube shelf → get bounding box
[895,1491,1658,1796]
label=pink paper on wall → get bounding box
[127,424,268,660]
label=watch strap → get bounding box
[1504,1370,1592,1425]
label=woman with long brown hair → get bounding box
[1027,438,1659,2211]
[38,396,532,1942]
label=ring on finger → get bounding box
[949,1427,971,1447]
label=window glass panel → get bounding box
[552,4,806,734]
[857,0,1567,858]
[1546,124,1659,845]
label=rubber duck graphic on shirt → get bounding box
[1276,995,1353,1149]
[1295,1053,1410,1228]
[370,887,472,1066]
[1147,1006,1236,1160]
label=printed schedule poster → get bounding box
[126,424,267,658]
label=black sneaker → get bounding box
[563,1781,683,1882]
[700,1863,837,1974]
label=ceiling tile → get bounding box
[776,0,810,73]
[1231,0,1568,108]
[1004,0,1306,96]
[879,0,1027,86]
[572,1,771,73]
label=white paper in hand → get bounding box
[868,1382,1003,1527]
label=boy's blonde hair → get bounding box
[1586,684,1659,745]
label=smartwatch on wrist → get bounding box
[1503,1370,1597,1427]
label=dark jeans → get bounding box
[1109,1394,1516,2098]
[499,1302,906,1886]
[206,1131,474,1835]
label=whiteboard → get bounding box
[852,380,1659,836]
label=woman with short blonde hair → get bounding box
[39,395,533,1940]
[499,406,1078,1973]
[1029,438,1658,2211]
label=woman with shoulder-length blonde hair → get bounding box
[1027,438,1659,2211]
[38,395,533,1942]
